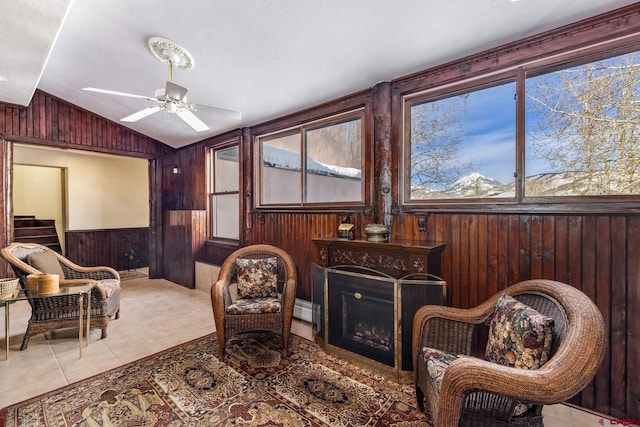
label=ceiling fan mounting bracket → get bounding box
[148,37,194,70]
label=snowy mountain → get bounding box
[411,170,633,199]
[447,172,504,197]
[410,172,506,199]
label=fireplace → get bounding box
[327,267,396,367]
[312,238,446,382]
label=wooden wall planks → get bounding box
[1,90,167,158]
[65,227,149,271]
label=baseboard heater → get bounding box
[294,298,312,323]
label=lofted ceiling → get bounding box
[0,0,637,149]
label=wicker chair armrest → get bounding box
[58,257,119,280]
[412,298,497,364]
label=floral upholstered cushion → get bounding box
[485,293,554,370]
[225,297,281,315]
[485,293,554,416]
[235,257,278,299]
[96,279,120,298]
[421,347,460,393]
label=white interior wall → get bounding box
[13,144,149,230]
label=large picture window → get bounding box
[258,111,364,207]
[404,48,640,206]
[209,144,239,240]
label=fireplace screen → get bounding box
[327,267,397,367]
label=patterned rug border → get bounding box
[117,269,148,281]
[0,333,431,426]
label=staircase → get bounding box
[14,215,62,253]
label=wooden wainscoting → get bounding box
[65,227,149,271]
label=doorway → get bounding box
[12,164,67,252]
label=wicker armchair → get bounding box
[211,244,297,356]
[413,279,606,427]
[1,242,121,350]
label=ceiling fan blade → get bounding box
[193,103,242,120]
[176,109,209,132]
[165,81,189,101]
[83,87,155,101]
[121,105,162,122]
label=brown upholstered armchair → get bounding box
[210,244,297,356]
[413,279,606,427]
[1,242,121,349]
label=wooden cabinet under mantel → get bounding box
[311,238,447,381]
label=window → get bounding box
[407,81,516,201]
[257,111,364,207]
[209,144,239,240]
[525,52,640,197]
[404,48,640,205]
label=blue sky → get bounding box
[446,81,517,185]
[438,79,555,185]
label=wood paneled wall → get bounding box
[163,144,207,211]
[65,227,149,271]
[0,91,168,158]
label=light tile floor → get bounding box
[0,275,624,426]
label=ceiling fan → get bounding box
[83,37,241,132]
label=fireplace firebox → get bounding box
[327,267,396,367]
[312,238,446,382]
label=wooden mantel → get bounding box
[312,238,446,279]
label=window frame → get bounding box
[400,40,640,212]
[208,139,240,242]
[403,73,519,206]
[255,108,367,209]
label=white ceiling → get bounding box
[1,0,637,149]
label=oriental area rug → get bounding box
[0,332,431,426]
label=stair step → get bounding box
[14,226,58,238]
[13,216,62,254]
[14,218,56,228]
[15,235,60,245]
